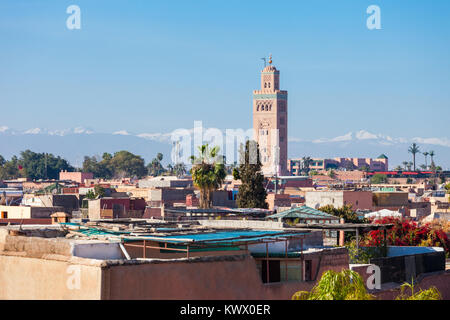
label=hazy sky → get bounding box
[1,0,449,142]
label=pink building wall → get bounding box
[59,171,94,184]
[343,191,373,211]
[309,158,388,172]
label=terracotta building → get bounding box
[288,155,389,175]
[59,171,94,184]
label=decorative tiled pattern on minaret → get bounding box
[252,56,288,176]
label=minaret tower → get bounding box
[252,55,288,176]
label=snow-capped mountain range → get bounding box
[0,126,449,169]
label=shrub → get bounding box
[346,240,385,264]
[292,270,373,300]
[364,217,449,256]
[395,280,442,300]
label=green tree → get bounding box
[85,190,96,200]
[18,150,73,180]
[423,151,429,169]
[110,151,147,178]
[83,151,147,179]
[233,140,268,209]
[319,204,365,224]
[371,173,388,184]
[82,155,113,179]
[327,169,336,178]
[82,156,98,174]
[190,144,226,209]
[360,165,370,173]
[147,152,166,176]
[94,185,106,198]
[407,162,413,171]
[165,164,174,175]
[173,162,187,178]
[301,157,313,175]
[0,155,21,180]
[408,143,420,171]
[429,150,435,166]
[402,161,408,170]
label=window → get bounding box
[261,260,281,283]
[280,117,285,125]
[264,83,267,88]
[304,260,312,281]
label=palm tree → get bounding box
[423,152,429,169]
[327,169,336,178]
[173,162,187,178]
[429,151,435,166]
[408,143,420,171]
[190,144,226,209]
[301,156,312,175]
[402,161,408,171]
[407,162,413,171]
[165,164,174,175]
[147,152,166,176]
[394,165,403,171]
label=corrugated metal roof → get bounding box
[266,206,339,220]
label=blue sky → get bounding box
[0,0,449,143]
